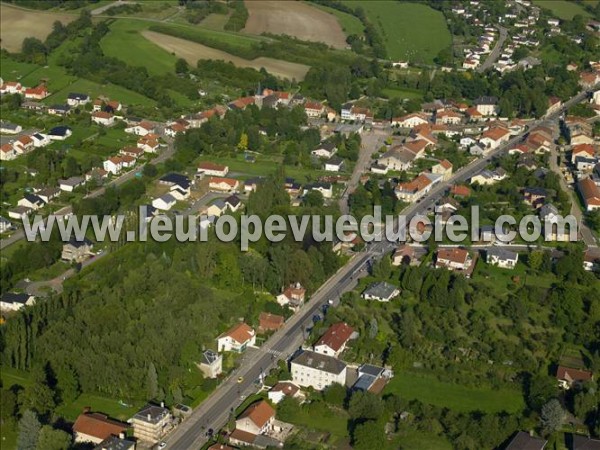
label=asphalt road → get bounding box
[165,87,596,449]
[477,25,508,73]
[0,138,175,251]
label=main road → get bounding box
[165,88,596,449]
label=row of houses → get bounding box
[0,125,71,161]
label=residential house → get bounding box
[579,72,600,89]
[103,156,124,175]
[0,143,17,161]
[361,282,400,302]
[391,113,428,128]
[291,350,347,390]
[436,248,471,271]
[276,283,306,310]
[205,199,227,217]
[578,178,600,211]
[125,121,154,136]
[523,187,548,208]
[314,322,355,357]
[14,135,34,154]
[165,121,188,137]
[431,159,453,181]
[59,176,85,192]
[304,101,325,118]
[268,382,302,404]
[584,250,599,272]
[131,404,172,444]
[312,141,337,158]
[24,85,49,100]
[571,144,596,164]
[31,132,50,148]
[217,323,256,352]
[505,431,547,450]
[451,185,471,198]
[0,216,11,234]
[435,109,462,125]
[0,81,24,94]
[92,435,135,450]
[395,173,434,202]
[470,168,507,185]
[67,92,90,107]
[62,238,94,263]
[480,126,511,149]
[138,136,159,153]
[405,136,434,155]
[92,111,115,126]
[556,365,594,389]
[229,401,280,448]
[18,193,46,210]
[0,121,22,134]
[73,411,128,444]
[474,96,498,115]
[152,193,176,211]
[0,293,35,312]
[198,161,229,177]
[377,146,415,172]
[209,177,239,192]
[197,350,222,379]
[568,435,600,450]
[48,126,72,140]
[120,146,144,159]
[225,195,242,212]
[392,244,417,266]
[304,182,333,199]
[465,106,485,122]
[228,96,255,110]
[487,248,519,269]
[47,104,71,116]
[258,312,285,333]
[546,96,562,116]
[540,203,572,241]
[324,156,344,172]
[353,364,390,394]
[8,206,33,220]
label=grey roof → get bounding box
[539,203,559,219]
[326,156,344,166]
[474,96,498,105]
[225,195,241,207]
[359,364,384,378]
[487,247,518,262]
[1,293,31,304]
[0,216,10,225]
[362,281,399,300]
[59,176,84,186]
[571,434,600,450]
[315,141,336,152]
[133,404,170,424]
[292,350,346,375]
[381,147,415,163]
[67,237,93,248]
[353,374,376,391]
[0,121,19,130]
[93,435,135,450]
[48,125,71,136]
[201,350,220,365]
[159,193,176,204]
[23,193,45,206]
[505,431,547,450]
[36,187,60,198]
[68,92,89,100]
[211,199,226,210]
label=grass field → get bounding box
[56,393,141,422]
[382,86,423,100]
[243,0,348,49]
[142,30,311,81]
[1,366,33,388]
[101,19,180,75]
[0,57,39,81]
[309,2,364,37]
[0,3,76,53]
[532,0,591,20]
[344,1,451,63]
[385,371,526,413]
[199,12,231,30]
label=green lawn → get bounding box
[532,0,591,20]
[310,2,364,37]
[0,57,39,81]
[384,371,526,413]
[344,1,451,63]
[56,393,141,422]
[1,366,33,388]
[20,65,77,94]
[392,430,454,450]
[382,86,423,100]
[198,12,231,31]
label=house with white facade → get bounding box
[217,322,256,353]
[291,350,347,390]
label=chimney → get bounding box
[118,432,126,440]
[160,401,165,408]
[147,413,152,421]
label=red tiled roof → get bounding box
[451,185,471,197]
[437,248,469,265]
[93,111,113,119]
[305,101,323,111]
[221,322,254,344]
[198,161,227,172]
[270,382,299,397]
[579,178,600,206]
[316,322,354,352]
[72,413,127,441]
[238,400,274,428]
[439,159,453,169]
[482,126,510,141]
[572,144,596,157]
[556,365,593,382]
[259,312,284,331]
[398,173,432,193]
[209,177,238,188]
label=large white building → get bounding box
[216,322,256,352]
[291,350,347,391]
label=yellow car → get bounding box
[237,376,244,383]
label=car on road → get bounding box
[158,442,166,449]
[237,376,244,383]
[240,394,246,400]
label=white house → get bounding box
[268,382,302,404]
[18,194,46,210]
[58,176,85,192]
[474,96,498,115]
[67,93,90,107]
[0,143,17,161]
[197,161,229,177]
[31,133,51,148]
[378,146,415,172]
[480,127,511,149]
[486,248,519,269]
[313,322,355,358]
[152,193,176,211]
[0,216,11,234]
[436,248,471,271]
[0,293,35,312]
[391,113,428,128]
[125,121,154,136]
[0,122,22,134]
[92,111,115,126]
[304,182,333,199]
[103,156,124,175]
[361,282,400,302]
[312,142,337,158]
[324,156,344,172]
[291,350,347,391]
[217,322,256,352]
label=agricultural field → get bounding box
[199,12,231,30]
[0,3,76,53]
[243,0,348,49]
[532,0,592,20]
[344,1,451,63]
[141,30,311,81]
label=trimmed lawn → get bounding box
[385,371,526,413]
[344,1,451,63]
[532,1,591,20]
[1,366,32,388]
[56,393,141,422]
[198,12,231,31]
[393,430,454,450]
[382,87,423,100]
[20,65,77,94]
[286,404,349,442]
[0,57,39,80]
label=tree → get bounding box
[17,410,41,450]
[238,132,248,151]
[23,368,56,417]
[303,190,324,208]
[142,163,158,178]
[147,362,159,400]
[36,426,71,450]
[322,383,346,406]
[276,396,301,422]
[0,388,18,423]
[528,250,544,271]
[541,399,566,433]
[348,391,383,420]
[353,419,385,450]
[175,58,189,74]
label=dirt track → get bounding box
[0,4,75,52]
[243,0,347,49]
[142,30,310,81]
